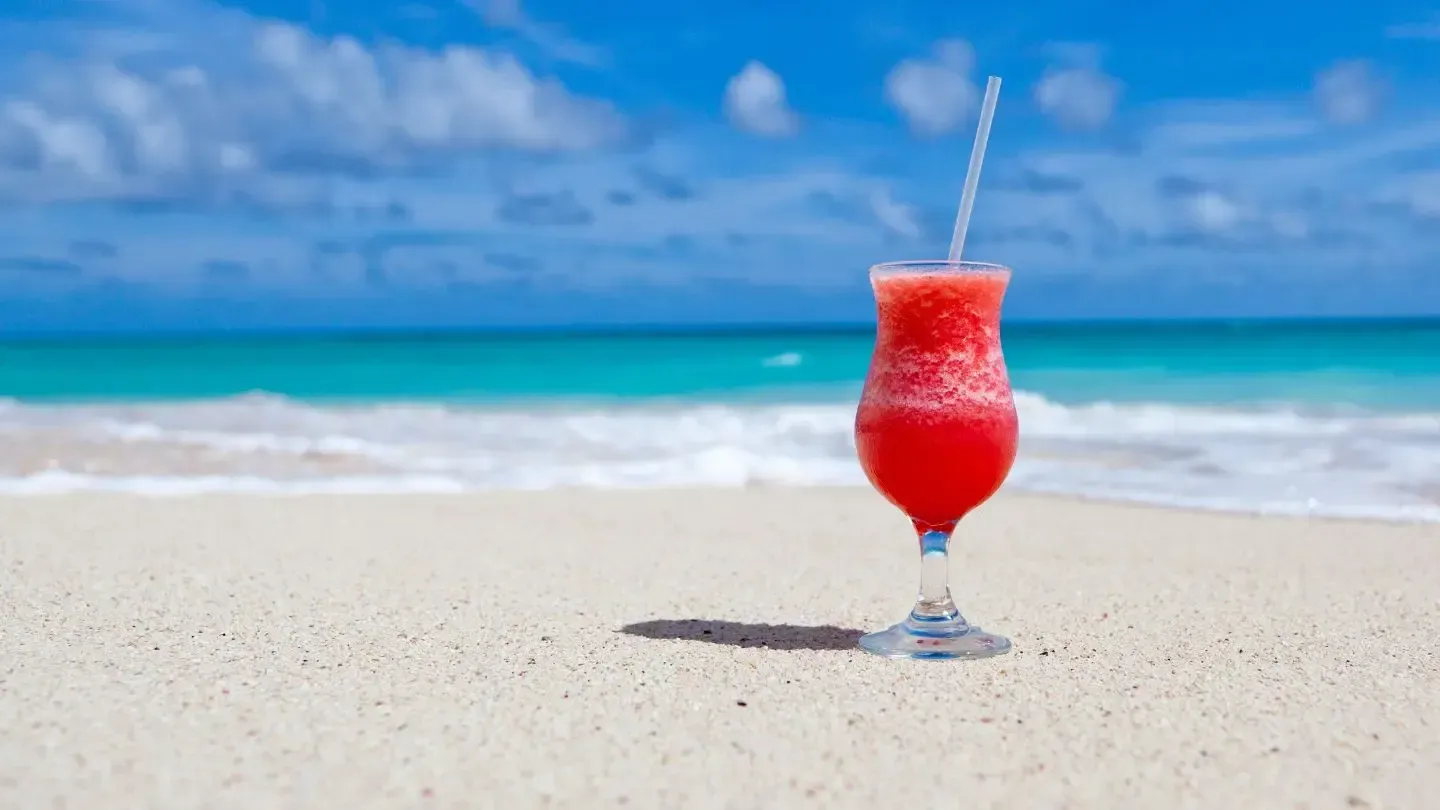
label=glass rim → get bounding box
[869,259,1011,276]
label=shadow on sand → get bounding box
[619,619,864,651]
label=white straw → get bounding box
[947,75,1002,262]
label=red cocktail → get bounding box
[854,260,1018,660]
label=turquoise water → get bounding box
[1,319,1437,520]
[3,319,1439,408]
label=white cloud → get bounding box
[1406,176,1440,218]
[467,0,604,66]
[723,61,799,137]
[1,101,112,180]
[1144,106,1319,150]
[476,0,524,25]
[1034,68,1120,130]
[1313,59,1385,125]
[1385,16,1440,40]
[0,13,624,203]
[1269,210,1310,240]
[1032,43,1122,130]
[1189,190,1241,232]
[869,186,921,239]
[884,39,978,137]
[252,23,619,151]
[1376,170,1440,219]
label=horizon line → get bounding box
[3,313,1440,343]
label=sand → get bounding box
[1,489,1437,809]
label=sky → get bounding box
[1,0,1439,333]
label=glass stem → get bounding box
[910,526,965,625]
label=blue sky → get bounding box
[1,0,1439,332]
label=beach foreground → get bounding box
[2,490,1437,809]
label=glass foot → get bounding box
[858,615,1011,661]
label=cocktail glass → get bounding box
[854,259,1019,660]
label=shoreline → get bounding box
[1,483,1436,527]
[3,390,1438,527]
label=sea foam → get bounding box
[0,392,1436,521]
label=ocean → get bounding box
[2,319,1438,522]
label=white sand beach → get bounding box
[2,489,1437,809]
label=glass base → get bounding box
[858,615,1011,661]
